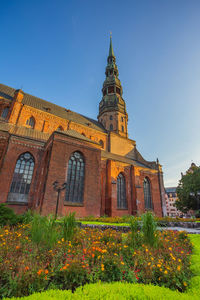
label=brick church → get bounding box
[0,38,165,217]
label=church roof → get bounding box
[0,84,106,133]
[102,150,157,170]
[0,120,50,141]
[55,129,99,145]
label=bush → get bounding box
[30,214,59,249]
[142,211,158,247]
[62,212,77,241]
[0,204,19,226]
[129,216,142,248]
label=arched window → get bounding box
[65,151,85,203]
[57,126,64,131]
[117,173,127,209]
[121,125,124,132]
[110,124,113,131]
[7,152,35,203]
[1,107,9,119]
[110,115,113,120]
[99,140,104,148]
[143,177,153,209]
[26,117,35,129]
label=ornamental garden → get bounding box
[0,205,200,299]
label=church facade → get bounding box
[0,38,165,217]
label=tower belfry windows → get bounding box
[98,35,128,137]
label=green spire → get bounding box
[109,34,115,57]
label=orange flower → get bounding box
[16,246,20,250]
[37,269,43,275]
[45,269,48,274]
[25,266,29,271]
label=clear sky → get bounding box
[1,0,200,187]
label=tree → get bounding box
[175,165,200,214]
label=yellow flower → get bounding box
[164,270,168,274]
[145,248,149,252]
[183,282,187,286]
[101,264,104,271]
[168,247,172,251]
[121,261,124,265]
[148,262,151,266]
[157,264,161,268]
[177,265,181,271]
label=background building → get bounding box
[165,187,182,217]
[0,38,164,217]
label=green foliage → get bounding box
[0,203,19,226]
[62,212,76,241]
[142,211,158,247]
[129,216,142,248]
[30,214,59,249]
[175,166,200,213]
[0,222,194,298]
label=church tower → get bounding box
[98,36,128,138]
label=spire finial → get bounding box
[109,32,114,57]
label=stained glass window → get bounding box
[8,153,35,203]
[143,177,153,209]
[117,173,127,209]
[65,152,85,203]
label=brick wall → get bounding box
[40,133,102,217]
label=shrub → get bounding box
[0,203,19,226]
[142,211,158,247]
[129,216,142,248]
[62,212,77,241]
[30,214,59,249]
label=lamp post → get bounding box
[53,181,67,219]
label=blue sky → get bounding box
[1,0,200,187]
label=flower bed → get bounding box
[0,222,192,298]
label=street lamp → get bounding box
[53,181,67,219]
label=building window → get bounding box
[121,125,124,132]
[110,124,113,131]
[7,152,35,203]
[1,107,9,119]
[143,177,153,209]
[26,117,35,129]
[110,115,113,120]
[65,151,85,204]
[116,87,121,95]
[99,140,104,148]
[117,173,127,209]
[57,126,64,131]
[121,116,124,122]
[108,86,114,94]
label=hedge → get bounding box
[5,235,200,300]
